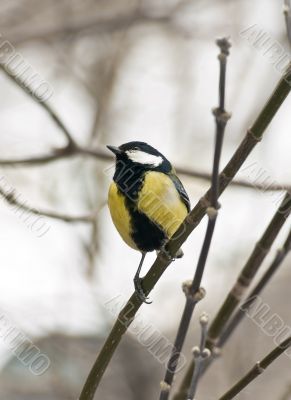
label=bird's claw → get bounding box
[134,277,152,304]
[160,245,184,261]
[160,246,175,262]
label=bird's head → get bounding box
[107,141,172,173]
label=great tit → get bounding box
[107,141,190,303]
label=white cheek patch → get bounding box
[126,150,163,167]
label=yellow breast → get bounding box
[137,171,188,238]
[108,182,138,250]
[108,172,188,251]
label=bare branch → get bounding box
[159,37,231,400]
[0,147,289,193]
[0,64,76,147]
[218,335,291,400]
[284,0,291,46]
[218,228,291,347]
[206,192,291,350]
[0,185,101,223]
[0,151,72,166]
[188,313,211,400]
[174,223,291,400]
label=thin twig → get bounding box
[284,0,291,46]
[218,335,291,400]
[175,200,291,400]
[0,185,100,223]
[0,146,111,166]
[175,167,290,192]
[206,192,291,349]
[188,313,211,400]
[78,62,291,399]
[0,150,74,166]
[218,228,291,347]
[1,147,290,192]
[0,63,76,148]
[196,228,291,386]
[173,7,291,397]
[159,37,231,400]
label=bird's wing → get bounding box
[169,172,191,212]
[137,171,189,239]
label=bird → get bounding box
[107,141,190,303]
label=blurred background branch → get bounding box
[0,185,102,223]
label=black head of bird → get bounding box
[107,141,172,177]
[107,141,190,303]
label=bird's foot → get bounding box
[134,277,152,304]
[160,245,184,261]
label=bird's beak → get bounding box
[106,145,122,155]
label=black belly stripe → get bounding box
[125,197,167,252]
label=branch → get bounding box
[159,36,231,400]
[188,313,211,400]
[78,63,291,400]
[0,151,73,166]
[174,167,290,192]
[175,200,291,400]
[284,0,291,46]
[0,146,290,194]
[1,147,290,193]
[0,64,76,148]
[218,335,291,400]
[0,146,112,166]
[218,228,291,347]
[0,185,99,223]
[207,191,291,348]
[174,7,291,397]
